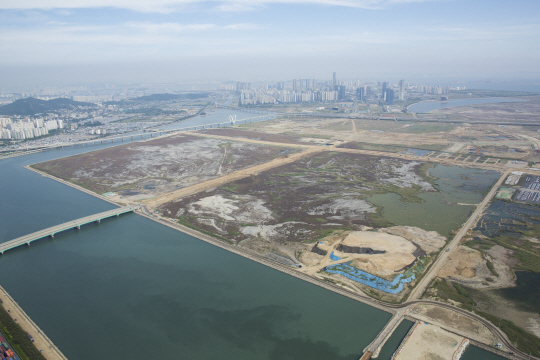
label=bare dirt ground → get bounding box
[437,245,515,289]
[394,322,467,360]
[199,128,306,144]
[432,96,540,124]
[158,152,436,247]
[231,115,540,163]
[410,304,497,344]
[33,133,297,200]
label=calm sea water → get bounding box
[408,98,523,113]
[0,120,504,359]
[0,144,392,360]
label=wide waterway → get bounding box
[0,143,392,359]
[408,97,523,113]
[0,117,505,359]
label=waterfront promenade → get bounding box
[0,207,137,254]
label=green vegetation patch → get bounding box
[0,303,46,360]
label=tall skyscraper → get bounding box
[382,82,388,98]
[399,79,405,100]
[386,89,394,105]
[338,85,346,100]
[293,79,298,91]
[312,78,316,90]
[333,72,337,88]
[356,87,364,101]
[277,82,285,90]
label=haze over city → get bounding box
[1,0,540,88]
[2,1,540,360]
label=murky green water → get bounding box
[376,320,414,359]
[1,146,393,360]
[460,345,507,360]
[368,165,500,237]
[0,143,503,359]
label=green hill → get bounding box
[0,97,96,116]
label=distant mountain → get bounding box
[0,97,96,116]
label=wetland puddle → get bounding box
[368,165,500,237]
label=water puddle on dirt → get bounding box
[367,165,500,237]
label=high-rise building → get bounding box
[338,85,346,100]
[277,82,285,90]
[356,87,364,101]
[382,82,388,98]
[386,89,394,105]
[312,78,316,90]
[293,79,299,91]
[333,72,337,88]
[236,82,251,91]
[399,79,405,100]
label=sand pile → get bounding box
[383,226,446,254]
[341,231,417,276]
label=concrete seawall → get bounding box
[0,285,68,360]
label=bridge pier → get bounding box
[49,234,54,239]
[95,219,100,223]
[76,225,80,230]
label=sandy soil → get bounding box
[394,322,467,360]
[438,245,515,289]
[410,304,497,343]
[384,226,447,254]
[432,96,540,124]
[33,133,297,199]
[147,147,321,209]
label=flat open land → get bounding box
[159,151,436,246]
[32,133,297,201]
[394,322,468,360]
[432,96,540,124]
[200,128,306,145]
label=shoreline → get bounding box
[0,284,67,360]
[19,160,523,359]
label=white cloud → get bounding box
[0,0,446,13]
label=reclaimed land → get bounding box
[426,199,540,356]
[31,133,299,201]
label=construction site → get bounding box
[29,99,540,359]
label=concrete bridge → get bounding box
[0,206,138,254]
[143,113,278,133]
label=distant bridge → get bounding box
[0,206,138,254]
[143,114,278,133]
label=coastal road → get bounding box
[406,169,510,301]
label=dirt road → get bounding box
[188,131,516,172]
[144,146,323,209]
[406,169,510,301]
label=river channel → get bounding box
[0,121,505,359]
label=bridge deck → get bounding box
[0,206,137,254]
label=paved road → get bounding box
[0,206,137,254]
[406,170,510,301]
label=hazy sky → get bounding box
[1,0,540,87]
